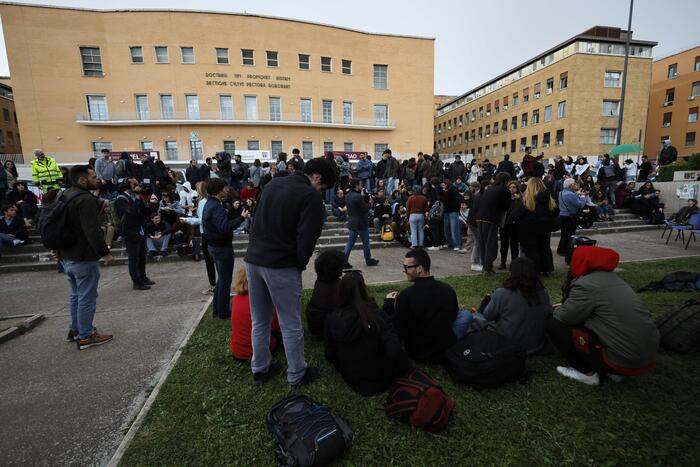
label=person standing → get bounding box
[357,153,373,193]
[448,155,466,182]
[0,161,7,207]
[59,165,114,349]
[200,157,213,182]
[186,159,203,186]
[496,153,516,179]
[442,179,464,252]
[556,179,587,256]
[31,149,63,191]
[518,178,556,274]
[406,188,428,248]
[202,178,248,319]
[245,158,336,387]
[475,172,511,274]
[115,178,153,290]
[521,147,544,178]
[382,149,400,195]
[658,139,678,167]
[290,148,305,171]
[94,149,116,192]
[637,155,652,182]
[499,181,523,270]
[343,178,380,268]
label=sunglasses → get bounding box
[402,264,420,271]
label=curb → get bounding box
[107,296,213,467]
[0,314,45,344]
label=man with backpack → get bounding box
[597,154,621,205]
[57,165,114,350]
[343,179,380,269]
[115,178,153,290]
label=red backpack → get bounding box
[384,368,454,433]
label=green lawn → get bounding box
[121,258,700,466]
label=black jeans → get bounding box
[545,316,607,375]
[208,245,234,319]
[123,235,147,286]
[557,216,577,255]
[499,224,519,266]
[201,235,216,287]
[477,222,499,271]
[429,220,444,247]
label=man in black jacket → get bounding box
[475,172,511,274]
[115,178,153,290]
[442,179,464,251]
[658,139,678,166]
[496,154,516,179]
[637,155,652,182]
[185,159,203,186]
[245,157,336,387]
[59,165,114,350]
[448,155,466,182]
[343,179,380,269]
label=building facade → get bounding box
[0,4,434,163]
[644,45,700,158]
[0,77,22,155]
[435,27,656,162]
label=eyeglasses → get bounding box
[403,264,420,271]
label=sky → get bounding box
[0,0,698,96]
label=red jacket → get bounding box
[240,187,259,203]
[230,294,279,360]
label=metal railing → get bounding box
[0,153,24,164]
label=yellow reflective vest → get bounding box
[31,156,62,189]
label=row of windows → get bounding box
[85,94,390,125]
[666,56,700,79]
[0,130,19,146]
[437,130,568,157]
[80,46,389,88]
[661,107,699,126]
[91,140,388,160]
[663,81,700,105]
[437,130,566,152]
[1,108,17,124]
[436,102,568,136]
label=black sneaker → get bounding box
[133,284,151,290]
[253,362,281,385]
[342,262,353,269]
[366,258,379,266]
[143,278,156,286]
[290,366,320,388]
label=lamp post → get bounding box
[616,0,634,145]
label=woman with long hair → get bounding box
[517,177,557,274]
[323,271,408,396]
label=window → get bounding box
[544,105,552,123]
[0,130,4,146]
[160,95,174,119]
[603,100,620,116]
[302,141,313,158]
[321,57,332,72]
[241,49,254,66]
[223,140,236,154]
[493,121,499,135]
[266,51,278,67]
[155,46,169,63]
[534,83,541,99]
[180,47,195,64]
[695,56,700,72]
[269,96,281,121]
[557,101,566,119]
[513,94,519,107]
[485,146,490,158]
[2,108,9,123]
[685,131,696,148]
[91,141,112,157]
[344,142,353,152]
[543,132,551,147]
[86,95,108,121]
[271,140,283,155]
[247,140,260,151]
[165,141,178,160]
[373,64,388,89]
[13,112,17,124]
[532,109,540,124]
[521,112,528,128]
[511,140,516,153]
[556,129,565,145]
[130,46,144,64]
[478,127,483,140]
[604,71,622,87]
[186,94,200,119]
[373,104,388,126]
[343,101,353,124]
[141,141,153,151]
[559,72,568,89]
[135,94,149,120]
[485,124,491,137]
[502,119,508,132]
[600,128,617,144]
[80,47,102,77]
[668,63,678,79]
[323,142,333,154]
[216,48,229,65]
[374,144,388,158]
[220,95,234,120]
[341,59,352,75]
[298,54,310,70]
[689,107,698,123]
[511,116,517,130]
[663,112,672,127]
[692,81,700,98]
[522,89,529,103]
[190,141,203,160]
[471,110,477,121]
[664,88,675,105]
[531,134,538,149]
[245,96,258,120]
[546,78,554,94]
[300,98,312,122]
[322,100,333,123]
[520,137,527,151]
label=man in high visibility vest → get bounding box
[31,148,63,191]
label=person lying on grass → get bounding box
[306,250,344,339]
[546,246,659,386]
[324,271,408,396]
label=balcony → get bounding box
[76,111,395,130]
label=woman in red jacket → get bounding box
[230,267,280,361]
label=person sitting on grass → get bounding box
[324,271,409,396]
[145,212,173,257]
[546,246,659,386]
[306,250,344,339]
[471,257,552,355]
[230,267,281,361]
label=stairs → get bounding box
[0,208,659,274]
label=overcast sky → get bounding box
[1,0,698,95]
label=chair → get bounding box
[683,213,700,249]
[666,212,700,245]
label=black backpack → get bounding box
[37,190,90,250]
[267,394,353,467]
[565,236,596,265]
[655,299,700,353]
[444,329,526,389]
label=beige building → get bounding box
[0,3,434,163]
[644,45,700,158]
[0,77,22,155]
[435,27,656,162]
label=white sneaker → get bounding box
[453,247,461,251]
[439,245,448,250]
[457,249,468,254]
[556,366,600,386]
[608,374,625,383]
[470,264,483,271]
[428,246,440,251]
[12,239,25,246]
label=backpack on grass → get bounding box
[444,329,527,389]
[37,190,90,250]
[267,394,353,467]
[384,368,454,433]
[655,299,700,353]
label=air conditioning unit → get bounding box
[546,88,553,95]
[689,96,696,101]
[663,101,672,107]
[556,141,564,145]
[544,143,550,148]
[663,123,671,127]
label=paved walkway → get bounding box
[0,229,697,465]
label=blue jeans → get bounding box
[208,245,234,319]
[385,177,397,195]
[452,310,474,339]
[146,233,171,252]
[360,178,371,193]
[443,211,462,248]
[62,260,101,339]
[344,227,372,263]
[246,262,306,384]
[409,213,425,247]
[325,185,336,204]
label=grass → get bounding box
[120,258,700,466]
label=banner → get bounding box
[325,151,368,161]
[109,151,160,162]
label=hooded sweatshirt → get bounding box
[554,246,659,368]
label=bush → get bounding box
[657,152,700,182]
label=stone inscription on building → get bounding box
[204,72,291,89]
